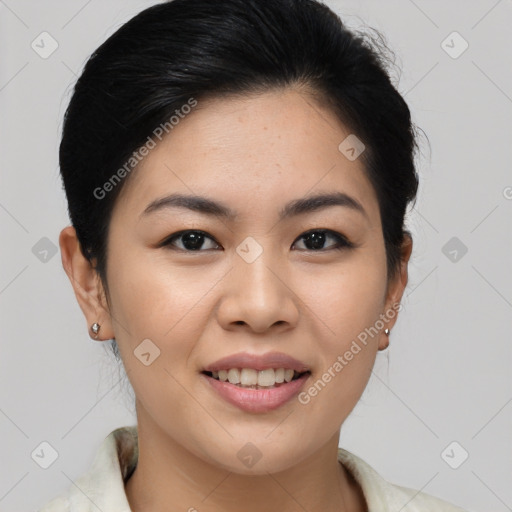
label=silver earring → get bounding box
[91,322,100,339]
[384,328,390,335]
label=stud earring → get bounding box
[379,328,391,351]
[91,322,101,339]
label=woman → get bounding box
[40,0,469,510]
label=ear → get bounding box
[59,225,115,341]
[378,233,413,350]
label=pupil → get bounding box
[183,232,204,250]
[305,232,325,250]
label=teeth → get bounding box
[284,369,294,383]
[240,368,258,386]
[227,368,240,384]
[210,368,304,387]
[258,369,276,387]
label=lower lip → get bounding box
[201,372,310,413]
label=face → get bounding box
[95,88,407,474]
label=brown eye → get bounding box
[162,230,221,251]
[292,230,353,251]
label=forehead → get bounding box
[113,89,380,225]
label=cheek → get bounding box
[109,248,189,325]
[299,249,388,344]
[292,249,387,414]
[105,248,221,413]
[106,245,231,362]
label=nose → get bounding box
[216,248,300,334]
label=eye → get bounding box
[161,230,221,251]
[292,229,353,251]
[160,229,353,253]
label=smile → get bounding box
[200,370,311,412]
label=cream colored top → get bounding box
[38,425,469,511]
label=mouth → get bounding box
[201,368,311,389]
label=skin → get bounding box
[60,88,412,512]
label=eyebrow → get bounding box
[139,191,368,222]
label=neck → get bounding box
[125,413,367,512]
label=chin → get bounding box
[203,441,304,476]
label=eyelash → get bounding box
[160,229,354,253]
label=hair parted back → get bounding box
[60,0,419,305]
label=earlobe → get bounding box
[59,226,115,341]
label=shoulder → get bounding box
[337,447,470,512]
[387,482,470,511]
[38,426,137,512]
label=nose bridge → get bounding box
[234,235,281,302]
[216,235,299,332]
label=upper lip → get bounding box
[202,351,310,373]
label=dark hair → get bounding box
[60,0,419,320]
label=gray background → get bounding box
[1,1,511,510]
